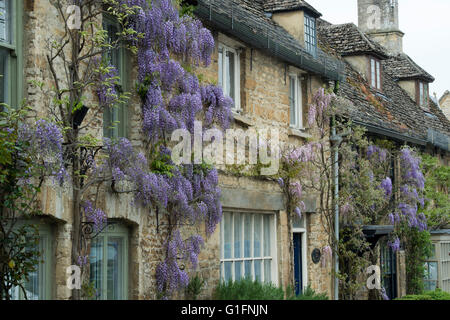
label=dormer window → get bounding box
[418,81,429,108]
[304,14,317,56]
[370,57,382,90]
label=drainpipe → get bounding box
[330,81,342,300]
[330,124,342,300]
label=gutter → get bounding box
[195,0,345,81]
[352,120,428,146]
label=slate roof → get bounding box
[318,22,450,150]
[317,22,389,59]
[263,0,322,17]
[383,54,435,82]
[440,90,450,105]
[195,0,344,80]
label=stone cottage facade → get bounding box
[5,0,448,301]
[6,0,345,300]
[318,0,450,299]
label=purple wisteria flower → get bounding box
[294,207,302,219]
[277,177,284,188]
[388,237,401,252]
[82,201,107,232]
[379,177,392,198]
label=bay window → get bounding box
[220,211,277,284]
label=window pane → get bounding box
[224,261,232,282]
[424,280,437,291]
[371,59,376,87]
[244,213,252,258]
[420,82,424,106]
[0,47,8,104]
[22,238,44,300]
[218,48,223,88]
[264,259,271,283]
[226,50,235,101]
[254,259,262,281]
[223,213,232,259]
[235,261,242,281]
[254,215,261,257]
[234,213,242,258]
[244,260,252,279]
[263,215,271,257]
[289,76,296,126]
[107,237,123,300]
[90,238,104,298]
[11,233,48,300]
[376,61,381,89]
[0,0,10,43]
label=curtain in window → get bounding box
[289,76,296,127]
[90,231,127,300]
[221,212,274,284]
[11,234,48,300]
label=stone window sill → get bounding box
[288,127,312,139]
[232,111,254,127]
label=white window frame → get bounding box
[419,81,429,108]
[439,241,450,292]
[220,211,278,285]
[292,214,308,293]
[370,57,381,90]
[289,74,303,129]
[424,242,438,291]
[218,43,241,111]
[304,13,317,56]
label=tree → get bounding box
[39,0,232,299]
[0,106,66,299]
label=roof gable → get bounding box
[318,23,389,59]
[383,54,435,82]
[263,0,321,17]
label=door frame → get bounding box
[293,226,308,294]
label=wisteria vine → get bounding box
[99,0,233,298]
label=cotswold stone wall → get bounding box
[440,92,450,120]
[22,0,332,300]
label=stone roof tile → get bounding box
[383,54,435,82]
[318,22,389,59]
[263,0,321,17]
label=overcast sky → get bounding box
[307,0,450,100]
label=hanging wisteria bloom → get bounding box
[379,177,392,199]
[388,237,401,252]
[82,201,107,233]
[17,119,67,184]
[99,0,234,299]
